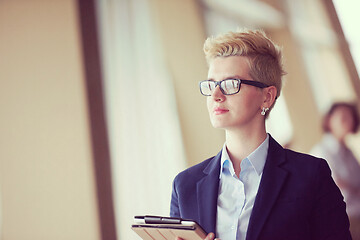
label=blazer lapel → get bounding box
[246,136,288,240]
[197,151,221,235]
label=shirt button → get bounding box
[231,226,235,230]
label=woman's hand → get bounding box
[176,232,220,240]
[204,232,219,240]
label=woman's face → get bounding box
[206,56,265,131]
[329,106,355,140]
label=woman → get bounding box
[171,29,351,240]
[311,102,360,240]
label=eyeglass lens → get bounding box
[200,79,240,96]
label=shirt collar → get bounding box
[220,145,235,178]
[220,134,269,178]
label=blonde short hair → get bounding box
[203,29,286,98]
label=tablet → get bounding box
[131,215,207,240]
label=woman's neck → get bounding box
[330,131,346,145]
[225,126,267,175]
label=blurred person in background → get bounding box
[170,29,351,240]
[311,102,360,240]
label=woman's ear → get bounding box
[263,86,277,108]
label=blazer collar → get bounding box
[195,135,288,238]
[197,151,221,235]
[246,135,288,240]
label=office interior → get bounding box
[0,0,359,239]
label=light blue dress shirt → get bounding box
[216,134,269,240]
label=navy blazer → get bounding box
[170,135,351,240]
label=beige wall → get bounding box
[151,0,225,167]
[0,1,100,239]
[270,29,323,152]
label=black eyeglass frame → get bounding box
[199,79,270,96]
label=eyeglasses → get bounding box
[199,79,269,96]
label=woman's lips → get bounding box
[214,107,229,115]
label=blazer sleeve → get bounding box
[170,175,180,218]
[310,159,351,239]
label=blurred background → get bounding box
[1,0,359,239]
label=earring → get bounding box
[261,107,269,116]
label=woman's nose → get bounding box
[212,86,225,102]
